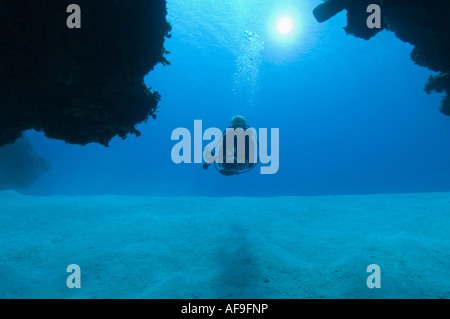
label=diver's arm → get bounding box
[203,148,216,170]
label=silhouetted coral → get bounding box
[0,137,50,190]
[313,0,450,116]
[0,0,170,146]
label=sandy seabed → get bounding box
[0,190,449,299]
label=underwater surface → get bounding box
[1,0,450,298]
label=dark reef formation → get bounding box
[0,0,171,147]
[313,0,450,116]
[0,137,50,190]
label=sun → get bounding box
[268,7,303,48]
[277,16,294,35]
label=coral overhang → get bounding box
[0,0,171,146]
[313,0,450,116]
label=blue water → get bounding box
[19,0,450,198]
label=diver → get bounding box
[202,115,258,176]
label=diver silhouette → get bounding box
[202,115,258,176]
